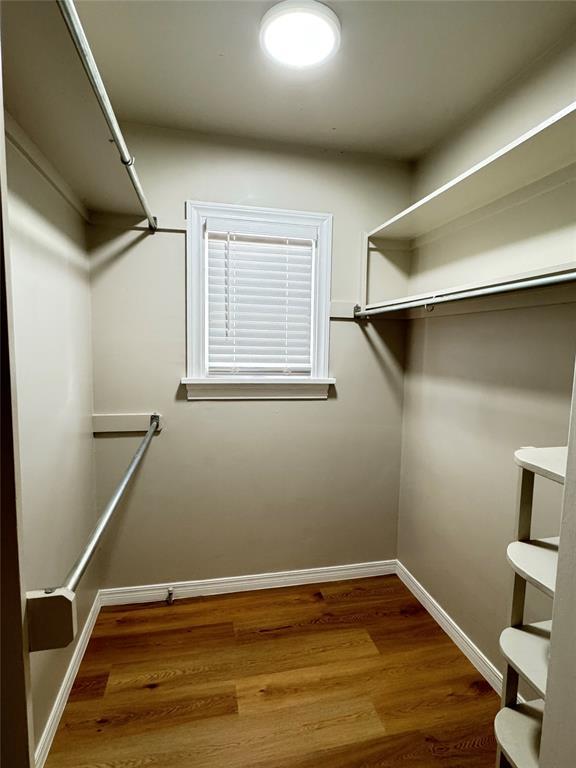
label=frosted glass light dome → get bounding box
[260,1,341,68]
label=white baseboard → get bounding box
[35,558,504,766]
[98,560,397,607]
[396,560,502,694]
[35,592,102,768]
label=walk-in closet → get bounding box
[2,2,575,767]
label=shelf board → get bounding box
[514,447,567,484]
[494,700,544,768]
[499,621,551,698]
[369,104,576,240]
[507,538,558,598]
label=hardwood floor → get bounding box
[46,576,499,767]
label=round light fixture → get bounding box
[260,1,341,68]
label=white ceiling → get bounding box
[74,0,576,158]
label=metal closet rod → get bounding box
[52,416,159,595]
[56,0,157,232]
[355,270,576,317]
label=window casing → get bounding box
[183,202,334,400]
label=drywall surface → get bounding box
[90,124,411,588]
[397,301,576,672]
[415,37,576,199]
[6,141,97,746]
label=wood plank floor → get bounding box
[46,575,499,768]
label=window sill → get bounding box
[181,377,336,400]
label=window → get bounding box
[182,201,335,399]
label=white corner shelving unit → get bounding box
[495,446,566,767]
[359,104,576,317]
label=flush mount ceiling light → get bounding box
[260,0,341,68]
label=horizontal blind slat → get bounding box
[209,241,313,251]
[209,333,310,341]
[208,287,312,298]
[209,358,312,364]
[209,274,312,288]
[208,366,312,373]
[209,263,311,274]
[208,335,311,346]
[209,353,311,361]
[209,317,311,325]
[209,308,311,319]
[209,240,313,252]
[209,254,312,266]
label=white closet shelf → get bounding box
[494,700,544,768]
[514,446,567,484]
[507,538,559,598]
[368,104,576,241]
[499,621,551,699]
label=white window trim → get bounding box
[182,201,335,400]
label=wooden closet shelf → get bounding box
[499,621,551,699]
[494,700,544,768]
[507,539,558,598]
[514,446,567,484]
[368,104,576,241]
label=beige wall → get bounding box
[398,301,576,672]
[415,36,576,199]
[90,125,411,588]
[394,33,576,675]
[6,140,98,747]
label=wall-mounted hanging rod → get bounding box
[26,415,159,651]
[63,415,159,593]
[56,0,157,232]
[355,270,576,318]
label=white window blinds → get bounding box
[206,230,316,375]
